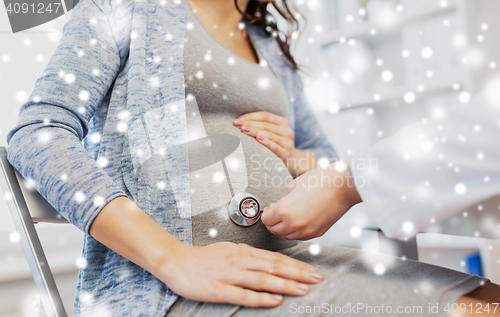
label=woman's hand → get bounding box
[158,241,324,307]
[233,111,317,177]
[261,160,362,240]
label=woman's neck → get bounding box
[188,0,250,32]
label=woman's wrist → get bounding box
[286,149,318,177]
[338,160,363,209]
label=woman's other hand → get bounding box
[159,242,324,307]
[233,111,317,177]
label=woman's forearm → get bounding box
[287,149,318,178]
[88,196,183,280]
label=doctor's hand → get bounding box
[233,111,318,177]
[161,241,324,307]
[262,160,363,240]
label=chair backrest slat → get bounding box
[0,146,68,317]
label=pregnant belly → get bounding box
[188,133,298,251]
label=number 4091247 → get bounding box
[444,302,499,314]
[5,2,62,14]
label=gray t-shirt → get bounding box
[183,2,298,251]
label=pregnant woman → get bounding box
[6,0,497,316]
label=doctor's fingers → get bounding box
[261,205,285,226]
[265,221,293,237]
[262,190,301,226]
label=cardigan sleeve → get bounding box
[292,71,339,164]
[6,0,128,235]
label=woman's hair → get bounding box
[235,0,300,70]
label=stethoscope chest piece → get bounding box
[228,192,263,226]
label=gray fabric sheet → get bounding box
[166,242,488,317]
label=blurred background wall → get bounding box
[1,0,500,315]
[292,0,500,289]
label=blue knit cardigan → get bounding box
[6,0,338,315]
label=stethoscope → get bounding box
[228,191,264,226]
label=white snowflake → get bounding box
[381,70,393,82]
[318,157,329,169]
[64,73,75,84]
[404,92,416,104]
[421,141,433,152]
[90,133,101,143]
[212,172,225,183]
[15,91,28,103]
[226,157,241,171]
[454,183,467,195]
[402,221,414,233]
[157,181,166,190]
[93,196,105,206]
[257,77,270,90]
[308,244,321,255]
[4,192,13,201]
[38,132,52,143]
[421,47,433,59]
[9,231,21,243]
[374,264,386,275]
[76,257,87,268]
[349,226,362,238]
[459,91,471,103]
[335,161,347,172]
[79,90,90,101]
[74,191,86,203]
[204,51,212,62]
[208,228,218,238]
[97,157,108,167]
